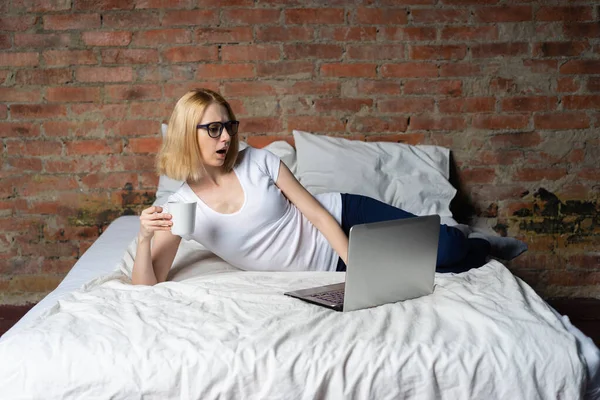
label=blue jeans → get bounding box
[336,194,490,273]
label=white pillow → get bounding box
[154,123,298,206]
[292,130,457,217]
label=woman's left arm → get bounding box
[275,161,349,265]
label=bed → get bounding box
[1,131,598,399]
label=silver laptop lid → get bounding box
[343,215,440,312]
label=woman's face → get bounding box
[196,102,234,169]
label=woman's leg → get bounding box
[338,193,489,272]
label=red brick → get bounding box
[523,59,557,74]
[474,6,532,22]
[44,157,106,173]
[132,29,191,46]
[472,114,530,130]
[222,82,277,97]
[82,31,132,47]
[347,44,405,60]
[0,104,6,119]
[245,135,293,148]
[557,77,580,93]
[11,105,67,120]
[138,65,195,82]
[0,87,41,102]
[472,43,529,58]
[0,123,41,138]
[471,150,523,166]
[489,132,541,148]
[12,0,71,12]
[563,95,600,110]
[501,97,557,112]
[380,62,438,78]
[46,87,100,103]
[587,77,600,92]
[0,52,39,67]
[7,156,43,172]
[378,98,434,113]
[410,45,467,60]
[256,62,314,79]
[7,140,63,156]
[314,99,372,113]
[105,120,159,137]
[533,41,589,57]
[564,23,600,39]
[280,82,340,95]
[102,12,160,28]
[130,102,173,118]
[43,14,100,30]
[350,117,410,133]
[536,6,593,22]
[534,112,590,130]
[162,9,218,26]
[578,168,600,181]
[197,0,252,5]
[101,49,158,64]
[105,84,162,101]
[43,121,102,137]
[163,82,220,99]
[439,63,482,77]
[412,8,469,24]
[410,116,466,131]
[163,45,218,62]
[76,67,133,83]
[127,137,162,154]
[221,45,279,62]
[382,27,436,41]
[14,33,72,48]
[441,26,498,41]
[0,34,10,49]
[66,139,122,155]
[284,44,342,60]
[320,27,377,42]
[513,168,567,182]
[222,9,280,25]
[136,0,193,8]
[81,172,139,189]
[439,97,495,113]
[196,63,255,80]
[353,7,407,24]
[196,27,253,43]
[62,104,127,120]
[320,63,377,78]
[105,154,155,172]
[460,168,496,184]
[0,16,38,31]
[239,118,282,134]
[43,50,96,66]
[15,69,72,85]
[560,60,600,75]
[286,8,345,24]
[469,184,528,202]
[403,80,462,96]
[357,81,403,96]
[287,116,345,133]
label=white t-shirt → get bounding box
[163,147,342,272]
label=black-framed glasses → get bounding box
[197,120,239,138]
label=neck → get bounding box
[194,165,227,187]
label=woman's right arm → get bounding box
[132,205,182,286]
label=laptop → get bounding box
[284,215,440,312]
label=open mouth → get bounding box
[216,148,227,155]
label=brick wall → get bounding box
[1,0,598,305]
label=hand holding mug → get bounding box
[139,206,172,239]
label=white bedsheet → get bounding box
[0,237,588,400]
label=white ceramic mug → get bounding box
[168,202,196,236]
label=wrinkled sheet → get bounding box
[0,238,586,400]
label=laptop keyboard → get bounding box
[311,289,345,304]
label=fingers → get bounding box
[141,205,162,215]
[145,213,172,221]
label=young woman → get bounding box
[132,89,490,285]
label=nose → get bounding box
[220,126,232,141]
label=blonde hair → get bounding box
[157,89,239,182]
